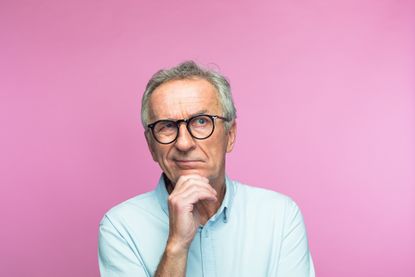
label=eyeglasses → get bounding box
[147,114,229,144]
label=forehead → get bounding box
[148,78,221,120]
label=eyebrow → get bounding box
[159,110,209,121]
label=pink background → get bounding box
[1,0,414,276]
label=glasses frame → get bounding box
[147,114,229,144]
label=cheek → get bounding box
[158,147,174,165]
[151,145,167,162]
[205,140,228,161]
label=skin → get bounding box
[145,78,237,277]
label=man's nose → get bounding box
[174,123,196,151]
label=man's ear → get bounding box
[145,130,158,162]
[226,121,237,153]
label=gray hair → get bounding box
[141,60,237,130]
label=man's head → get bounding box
[141,61,237,186]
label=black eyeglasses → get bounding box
[147,114,229,144]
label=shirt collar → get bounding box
[155,174,236,223]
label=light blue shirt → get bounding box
[98,175,315,276]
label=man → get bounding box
[98,61,315,276]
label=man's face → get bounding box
[145,78,236,186]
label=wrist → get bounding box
[166,239,189,257]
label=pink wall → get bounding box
[1,0,414,276]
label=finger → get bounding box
[175,175,209,187]
[177,185,217,201]
[172,179,216,196]
[169,184,217,206]
[180,190,218,206]
[170,182,217,197]
[168,191,217,216]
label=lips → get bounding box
[173,159,203,169]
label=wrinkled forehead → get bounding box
[148,78,222,121]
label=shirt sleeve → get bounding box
[277,199,315,277]
[98,215,149,277]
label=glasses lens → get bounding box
[153,120,177,143]
[188,115,214,139]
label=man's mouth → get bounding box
[173,159,203,168]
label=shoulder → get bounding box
[233,180,293,205]
[100,190,161,228]
[231,179,302,217]
[230,179,308,235]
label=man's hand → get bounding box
[166,174,217,252]
[155,174,217,277]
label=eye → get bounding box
[191,116,211,128]
[155,121,176,132]
[164,122,175,128]
[196,118,207,125]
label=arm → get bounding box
[154,242,188,276]
[98,215,148,277]
[154,175,217,277]
[277,200,315,277]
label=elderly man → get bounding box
[98,61,315,277]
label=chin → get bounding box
[165,169,208,183]
[178,169,206,177]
